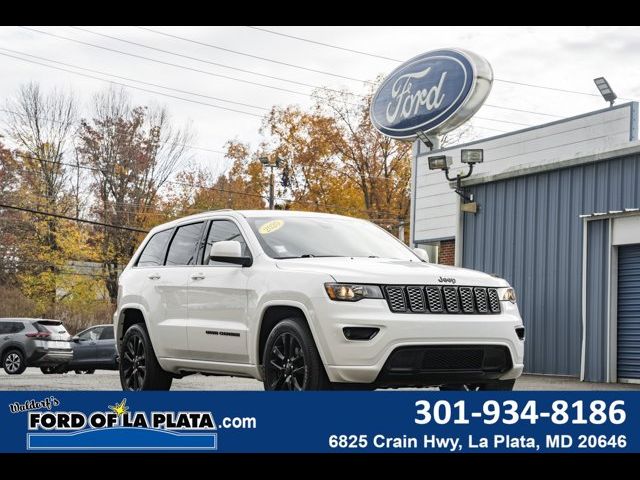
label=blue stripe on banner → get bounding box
[2,391,640,453]
[27,428,217,450]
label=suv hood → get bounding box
[275,257,507,287]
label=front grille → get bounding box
[474,287,488,313]
[406,286,426,312]
[385,286,406,312]
[384,345,511,373]
[442,286,460,313]
[459,287,475,313]
[487,288,501,313]
[383,285,501,315]
[425,287,444,313]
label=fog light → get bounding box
[343,327,379,341]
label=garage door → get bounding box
[618,244,640,380]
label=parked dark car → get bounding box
[0,318,73,375]
[41,324,118,374]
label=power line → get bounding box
[0,107,227,155]
[0,51,263,118]
[69,26,366,96]
[0,203,149,233]
[16,153,405,217]
[246,26,401,62]
[482,103,561,118]
[0,265,109,279]
[130,27,570,119]
[0,53,530,131]
[15,27,567,121]
[246,26,634,101]
[14,152,273,202]
[0,47,267,112]
[135,26,372,84]
[474,116,532,127]
[18,26,329,101]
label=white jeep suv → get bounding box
[114,210,524,391]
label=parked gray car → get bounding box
[41,324,118,374]
[0,318,73,375]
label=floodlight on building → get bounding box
[593,77,617,107]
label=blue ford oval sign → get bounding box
[370,49,493,140]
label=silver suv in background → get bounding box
[0,318,73,374]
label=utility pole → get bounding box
[260,155,283,210]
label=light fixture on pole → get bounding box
[428,149,484,213]
[593,77,617,107]
[259,155,283,210]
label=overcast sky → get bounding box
[1,26,639,176]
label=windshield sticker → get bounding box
[259,219,284,235]
[272,245,287,254]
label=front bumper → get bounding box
[28,348,73,366]
[310,297,525,385]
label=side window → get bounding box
[166,222,204,266]
[204,220,249,265]
[0,323,10,334]
[11,322,25,333]
[99,327,115,341]
[137,229,173,267]
[79,327,103,341]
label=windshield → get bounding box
[245,216,418,261]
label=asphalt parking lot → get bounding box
[1,370,639,391]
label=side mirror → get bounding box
[413,247,430,263]
[210,240,252,267]
[72,336,80,343]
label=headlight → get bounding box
[324,283,383,302]
[497,287,517,303]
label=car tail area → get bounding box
[27,320,72,349]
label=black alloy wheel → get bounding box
[262,318,331,391]
[119,323,172,391]
[266,332,307,391]
[121,331,147,390]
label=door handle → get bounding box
[190,273,205,280]
[148,273,161,280]
[3,336,9,340]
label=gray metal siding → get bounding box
[584,219,610,382]
[463,153,640,376]
[617,244,640,379]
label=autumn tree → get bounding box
[3,83,80,307]
[258,88,412,236]
[77,88,193,301]
[0,139,22,285]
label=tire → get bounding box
[3,349,26,375]
[75,369,95,375]
[262,318,331,391]
[120,323,172,391]
[440,379,516,391]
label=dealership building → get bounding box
[410,102,640,382]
